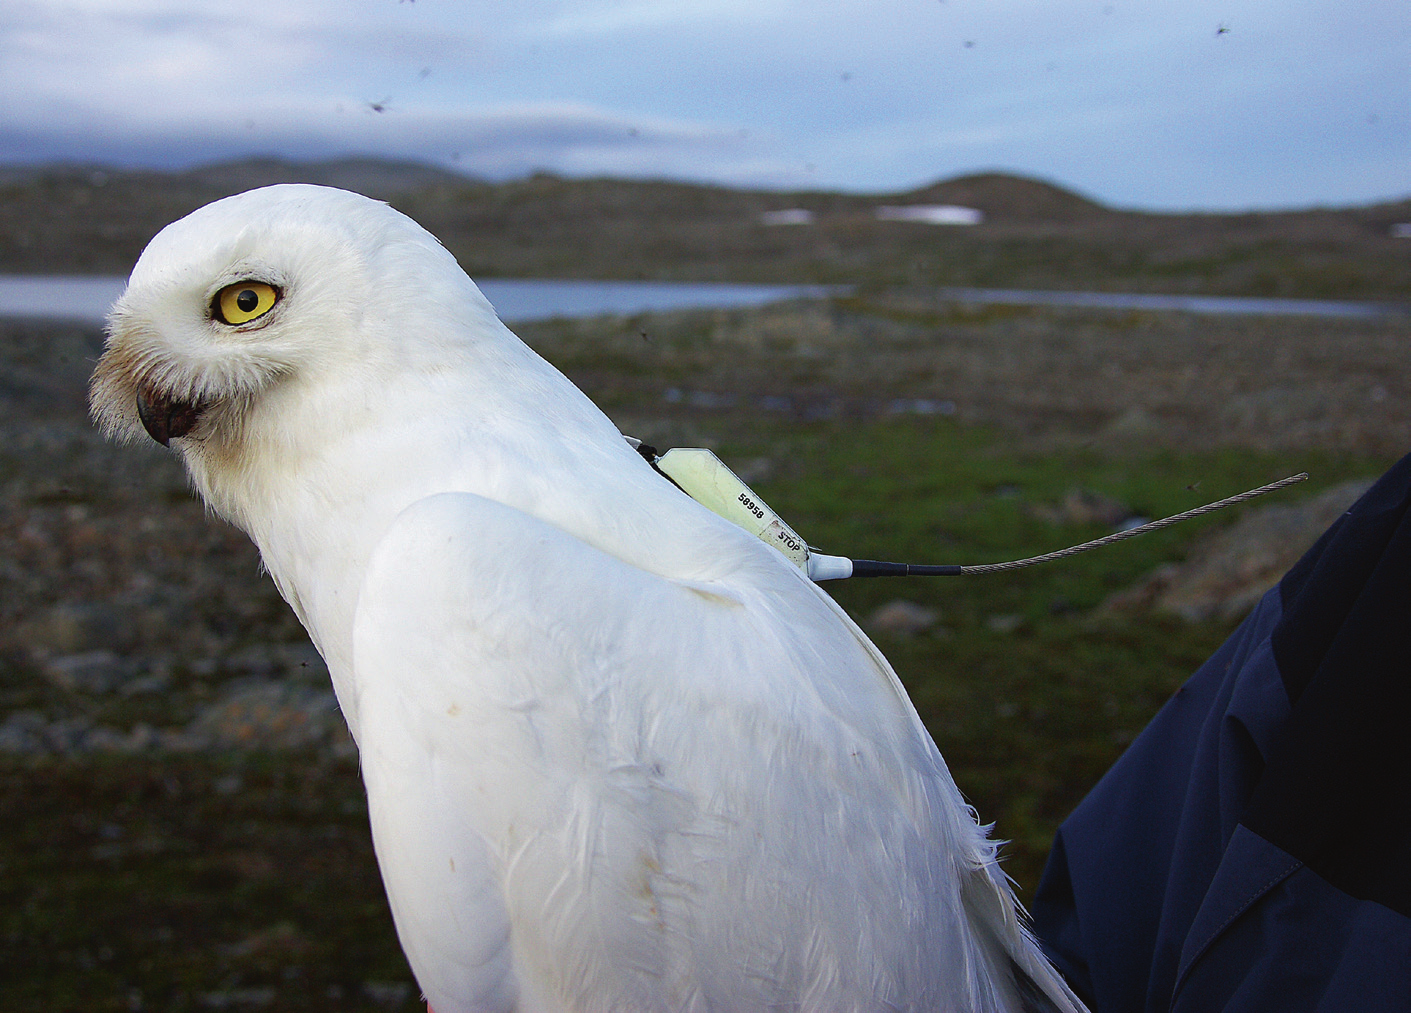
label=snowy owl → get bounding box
[90,185,1084,1013]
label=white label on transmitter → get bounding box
[655,448,810,569]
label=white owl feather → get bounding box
[90,185,1085,1013]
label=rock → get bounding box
[985,614,1025,634]
[83,724,150,753]
[221,642,327,681]
[0,671,345,756]
[198,987,276,1009]
[271,641,329,681]
[41,650,129,694]
[117,664,173,697]
[23,601,134,655]
[0,710,49,754]
[0,711,144,756]
[187,679,341,749]
[1103,407,1165,442]
[1220,388,1328,434]
[1033,487,1133,528]
[223,645,280,678]
[38,716,97,754]
[363,981,414,1008]
[866,600,940,637]
[1103,563,1182,613]
[1105,478,1373,622]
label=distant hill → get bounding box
[0,156,474,199]
[899,172,1110,223]
[1,157,1406,299]
[0,158,1117,216]
[172,157,476,197]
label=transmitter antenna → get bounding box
[625,437,1308,582]
[840,472,1309,579]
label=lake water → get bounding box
[935,286,1405,320]
[0,275,841,326]
[0,274,1403,325]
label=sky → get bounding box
[1,0,1406,211]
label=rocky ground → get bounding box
[7,298,1405,757]
[2,320,403,1012]
[1,319,348,762]
[2,293,1405,1009]
[5,158,1410,299]
[518,291,1411,459]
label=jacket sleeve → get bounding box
[1032,453,1411,1013]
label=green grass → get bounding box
[4,295,1401,1006]
[709,418,1390,888]
[0,753,418,1012]
[5,418,1387,1010]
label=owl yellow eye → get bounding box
[215,281,279,325]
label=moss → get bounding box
[3,287,1403,1000]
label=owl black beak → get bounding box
[136,385,206,446]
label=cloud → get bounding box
[0,0,1405,208]
[523,0,787,37]
[0,93,798,186]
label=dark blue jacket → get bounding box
[1031,456,1411,1012]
